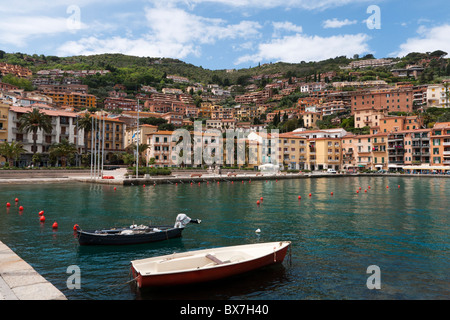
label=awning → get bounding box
[403,165,450,171]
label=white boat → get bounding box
[130,241,291,287]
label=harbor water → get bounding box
[0,176,449,300]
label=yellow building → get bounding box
[0,103,8,143]
[125,124,158,148]
[307,138,341,171]
[45,91,97,109]
[278,133,307,170]
[302,112,323,129]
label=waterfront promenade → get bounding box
[0,241,66,300]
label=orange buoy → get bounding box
[52,222,58,229]
[39,210,44,216]
[19,206,24,211]
[40,216,45,222]
[6,202,11,208]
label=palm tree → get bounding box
[49,139,77,167]
[0,141,26,167]
[75,113,92,154]
[126,143,149,166]
[18,108,52,154]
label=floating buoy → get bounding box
[6,203,11,208]
[190,182,193,185]
[231,181,234,184]
[15,198,19,202]
[19,206,24,211]
[39,216,45,222]
[217,181,220,184]
[256,200,260,205]
[73,224,79,231]
[39,210,44,216]
[143,184,145,188]
[356,190,359,194]
[260,197,264,201]
[386,186,389,189]
[52,222,58,229]
[309,193,312,197]
[330,192,333,196]
[114,187,116,191]
[242,181,244,184]
[364,189,367,193]
[368,186,371,189]
[255,228,261,233]
[398,185,400,188]
[175,183,178,186]
[298,196,301,200]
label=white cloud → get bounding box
[394,24,450,57]
[57,5,262,58]
[0,16,88,47]
[153,0,373,11]
[236,33,370,65]
[272,21,303,37]
[322,18,358,29]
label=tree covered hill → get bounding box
[1,49,449,90]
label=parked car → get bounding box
[327,169,337,174]
[378,170,387,174]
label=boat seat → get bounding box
[205,254,226,265]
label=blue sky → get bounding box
[0,0,449,70]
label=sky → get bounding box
[0,0,449,70]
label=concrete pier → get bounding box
[0,241,66,300]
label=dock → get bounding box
[0,241,66,300]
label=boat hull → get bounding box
[131,241,291,288]
[77,227,183,245]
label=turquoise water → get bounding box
[0,176,449,300]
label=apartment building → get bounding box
[302,112,323,129]
[341,133,388,171]
[7,106,85,165]
[86,114,126,159]
[0,103,9,143]
[278,133,307,170]
[125,124,158,148]
[354,108,386,128]
[430,122,450,166]
[427,83,450,108]
[104,97,138,112]
[351,88,414,115]
[206,119,236,131]
[306,137,341,171]
[44,91,97,109]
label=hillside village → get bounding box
[0,50,450,173]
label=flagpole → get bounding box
[136,99,139,179]
[90,113,94,179]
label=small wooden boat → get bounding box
[75,214,201,246]
[130,241,291,288]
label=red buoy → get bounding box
[298,196,301,200]
[309,193,312,197]
[260,197,264,201]
[52,222,58,229]
[15,198,19,202]
[398,185,400,188]
[19,206,24,211]
[114,187,117,191]
[364,189,367,193]
[40,216,45,222]
[386,186,389,189]
[143,184,146,188]
[330,192,333,196]
[73,224,79,231]
[6,203,11,208]
[39,210,44,216]
[256,200,260,205]
[356,190,359,194]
